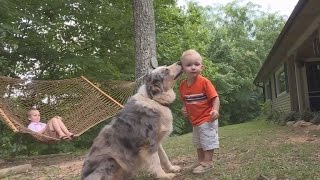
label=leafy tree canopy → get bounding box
[0,0,286,132]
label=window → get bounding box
[275,65,287,96]
[264,80,272,100]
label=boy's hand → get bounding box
[54,116,62,119]
[181,106,188,117]
[210,110,219,121]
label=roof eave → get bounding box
[254,0,307,84]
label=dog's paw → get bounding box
[156,173,176,179]
[167,165,181,173]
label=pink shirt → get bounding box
[28,122,47,132]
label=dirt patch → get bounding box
[287,136,315,143]
[290,121,320,133]
[284,125,320,143]
[0,153,84,169]
[171,155,196,170]
[0,153,85,179]
[2,154,196,180]
[52,159,84,177]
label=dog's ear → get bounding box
[146,73,164,98]
[143,70,151,83]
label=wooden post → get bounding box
[0,108,18,132]
[0,164,32,178]
[80,76,123,108]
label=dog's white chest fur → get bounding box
[134,85,175,134]
[158,105,173,133]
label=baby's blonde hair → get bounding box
[180,49,202,63]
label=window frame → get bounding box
[264,79,272,101]
[275,65,287,97]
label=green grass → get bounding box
[5,119,320,179]
[155,119,320,179]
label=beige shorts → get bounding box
[192,120,219,150]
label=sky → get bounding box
[177,0,299,16]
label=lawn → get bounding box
[3,119,320,179]
[161,119,320,179]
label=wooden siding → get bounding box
[271,93,292,112]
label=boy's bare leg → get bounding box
[193,149,214,174]
[203,149,214,165]
[197,148,205,164]
[54,117,73,136]
[48,119,67,138]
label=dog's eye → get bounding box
[162,68,169,75]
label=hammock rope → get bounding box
[0,76,135,143]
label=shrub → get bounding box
[170,99,192,136]
[284,111,300,122]
[299,111,315,122]
[261,101,272,118]
[264,110,320,126]
[266,109,282,123]
[265,109,296,126]
[310,112,320,124]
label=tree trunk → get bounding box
[133,0,158,88]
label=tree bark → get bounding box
[133,0,158,88]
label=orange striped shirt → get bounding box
[179,75,218,126]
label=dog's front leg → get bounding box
[147,151,176,179]
[159,144,181,173]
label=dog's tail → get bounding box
[81,156,131,180]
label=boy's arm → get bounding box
[181,104,188,117]
[179,84,188,117]
[210,96,220,121]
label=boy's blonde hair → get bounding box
[27,108,39,118]
[180,49,202,63]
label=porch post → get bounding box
[287,55,298,111]
[294,57,311,112]
[294,59,303,112]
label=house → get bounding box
[254,0,320,112]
